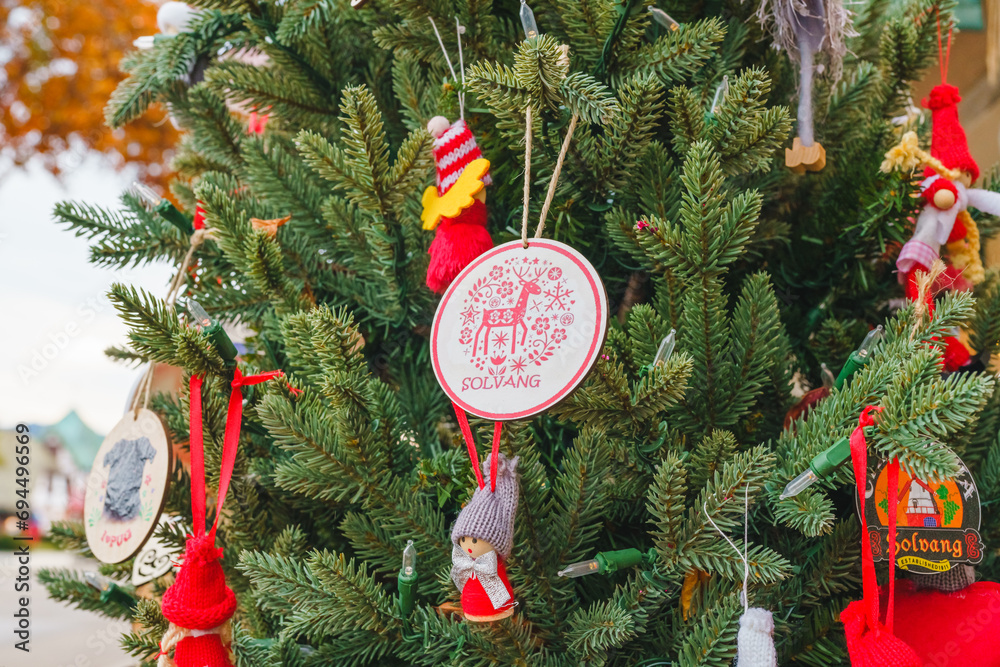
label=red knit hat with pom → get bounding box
[923,83,979,182]
[161,533,237,630]
[427,116,492,195]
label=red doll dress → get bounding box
[461,556,515,620]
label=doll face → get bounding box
[458,535,494,558]
[958,171,973,187]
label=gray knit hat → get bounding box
[451,453,520,559]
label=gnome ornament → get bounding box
[422,116,494,294]
[157,534,236,667]
[893,83,1000,370]
[450,453,518,622]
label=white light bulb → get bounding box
[557,559,600,578]
[157,2,196,36]
[520,0,539,38]
[653,329,677,366]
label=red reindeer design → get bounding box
[474,266,543,355]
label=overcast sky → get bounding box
[0,159,174,435]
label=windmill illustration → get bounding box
[903,477,943,528]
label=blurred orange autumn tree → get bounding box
[0,0,177,183]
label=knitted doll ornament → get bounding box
[450,453,519,622]
[423,116,494,294]
[893,84,1000,369]
[158,533,236,667]
[158,369,284,666]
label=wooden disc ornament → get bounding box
[431,239,608,420]
[131,515,184,586]
[858,453,983,575]
[84,408,172,563]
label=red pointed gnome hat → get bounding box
[923,83,979,182]
[161,533,237,630]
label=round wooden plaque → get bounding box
[431,239,608,420]
[84,408,172,564]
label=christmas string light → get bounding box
[833,325,883,390]
[519,0,539,38]
[648,7,680,31]
[187,300,238,366]
[133,182,195,235]
[781,328,885,499]
[398,540,418,617]
[557,548,652,578]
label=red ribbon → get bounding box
[451,402,503,492]
[850,405,902,634]
[189,367,283,539]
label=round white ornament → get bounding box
[85,408,172,564]
[431,239,608,420]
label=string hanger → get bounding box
[703,483,751,612]
[520,49,579,249]
[130,210,216,419]
[428,16,465,120]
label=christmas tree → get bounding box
[41,0,1000,664]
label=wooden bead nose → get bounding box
[933,188,956,209]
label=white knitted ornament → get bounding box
[703,484,777,667]
[736,607,777,667]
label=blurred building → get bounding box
[0,411,102,534]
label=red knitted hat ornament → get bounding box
[158,369,284,666]
[429,117,492,195]
[922,83,979,182]
[161,533,237,630]
[423,116,494,294]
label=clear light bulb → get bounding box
[820,363,835,389]
[652,329,676,366]
[132,181,161,207]
[711,75,729,114]
[557,559,601,578]
[519,0,539,38]
[856,325,884,359]
[779,467,819,500]
[133,36,156,50]
[648,7,680,31]
[83,571,109,592]
[401,539,416,576]
[186,300,212,328]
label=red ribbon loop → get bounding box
[189,368,283,539]
[451,402,504,492]
[850,405,903,633]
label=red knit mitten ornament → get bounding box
[841,598,922,667]
[886,579,1000,666]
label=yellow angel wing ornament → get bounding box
[421,158,490,230]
